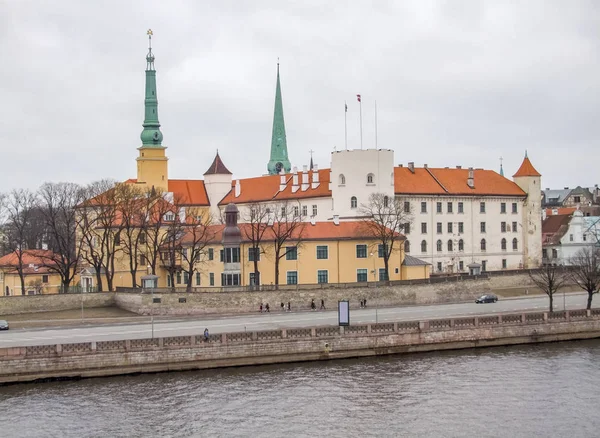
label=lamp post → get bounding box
[370,252,378,324]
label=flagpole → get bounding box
[344,101,348,150]
[375,100,378,149]
[359,97,363,150]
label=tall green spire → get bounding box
[267,63,291,175]
[140,29,164,147]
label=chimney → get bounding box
[467,167,474,189]
[328,169,332,191]
[301,165,309,191]
[234,179,241,198]
[292,166,299,193]
[279,172,286,191]
[399,164,403,167]
[552,208,558,215]
[564,187,569,190]
[333,215,340,225]
[312,165,320,189]
[408,162,415,173]
[423,164,428,169]
[310,216,316,226]
[456,166,462,169]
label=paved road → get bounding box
[0,292,594,347]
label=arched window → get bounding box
[436,240,442,252]
[367,173,374,184]
[458,239,464,251]
[448,240,453,252]
[404,240,410,253]
[350,196,357,209]
[481,238,486,251]
[501,238,507,251]
[383,196,389,207]
[421,240,427,253]
[512,238,518,250]
[339,174,346,185]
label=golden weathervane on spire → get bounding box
[147,29,153,36]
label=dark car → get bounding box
[0,320,9,330]
[475,294,498,304]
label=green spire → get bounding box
[140,29,164,147]
[267,62,291,175]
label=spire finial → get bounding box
[499,156,504,177]
[309,149,314,170]
[525,149,528,158]
[146,29,155,71]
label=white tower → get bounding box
[203,152,233,222]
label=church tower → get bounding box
[266,63,291,175]
[136,29,169,190]
[513,152,542,268]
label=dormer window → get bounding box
[164,212,175,222]
[351,196,357,209]
[367,173,374,184]
[339,174,346,185]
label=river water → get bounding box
[1,340,600,438]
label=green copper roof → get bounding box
[140,30,164,147]
[267,63,291,175]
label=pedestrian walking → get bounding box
[360,299,364,308]
[259,303,263,313]
[281,302,285,311]
[287,301,291,312]
[265,303,270,313]
[320,299,325,310]
[204,328,209,342]
[311,298,316,311]
[363,298,367,308]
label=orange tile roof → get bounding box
[274,169,331,201]
[0,250,57,269]
[544,207,576,216]
[123,179,209,206]
[513,156,541,177]
[395,167,526,196]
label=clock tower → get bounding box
[136,29,169,190]
[266,63,291,175]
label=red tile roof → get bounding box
[513,156,541,177]
[544,207,576,217]
[0,250,57,273]
[542,215,571,245]
[395,167,526,196]
[123,179,209,206]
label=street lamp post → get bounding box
[370,252,378,324]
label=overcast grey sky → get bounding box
[1,0,598,192]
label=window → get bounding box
[316,245,328,259]
[208,248,214,261]
[437,222,442,234]
[448,222,453,233]
[421,202,427,213]
[447,202,453,213]
[404,240,410,253]
[448,240,453,251]
[114,232,121,246]
[458,239,464,251]
[176,272,182,284]
[224,248,240,263]
[459,261,464,271]
[249,272,259,286]
[378,244,387,258]
[482,260,487,272]
[574,196,581,203]
[312,205,318,216]
[209,273,214,286]
[351,196,357,209]
[501,222,506,233]
[480,202,486,213]
[501,202,506,214]
[512,222,517,233]
[287,271,298,285]
[481,239,487,251]
[356,244,367,258]
[542,249,548,259]
[41,274,49,284]
[317,270,328,284]
[458,222,464,234]
[584,234,587,242]
[501,238,507,251]
[512,238,518,251]
[437,262,442,272]
[339,174,346,185]
[379,268,388,281]
[281,207,286,216]
[164,212,175,221]
[367,173,374,184]
[357,269,368,282]
[421,223,427,234]
[167,275,171,287]
[220,249,224,262]
[502,259,507,269]
[421,240,427,252]
[569,234,574,242]
[552,249,558,259]
[302,205,308,216]
[383,196,389,207]
[221,273,240,286]
[248,247,260,262]
[139,233,146,244]
[512,203,518,214]
[140,254,146,266]
[436,240,442,252]
[436,202,442,213]
[286,246,298,260]
[403,223,411,234]
[183,272,189,285]
[404,201,411,213]
[480,222,486,233]
[294,206,299,216]
[458,202,464,214]
[195,272,201,286]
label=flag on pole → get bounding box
[345,103,348,112]
[356,94,361,103]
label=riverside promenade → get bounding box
[1,308,600,384]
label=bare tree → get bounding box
[358,193,413,281]
[270,201,306,288]
[569,247,600,310]
[529,264,570,312]
[144,189,173,276]
[117,184,147,288]
[242,202,271,288]
[3,189,38,295]
[160,210,185,290]
[179,207,216,291]
[37,182,86,293]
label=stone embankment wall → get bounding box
[1,309,599,384]
[0,293,115,315]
